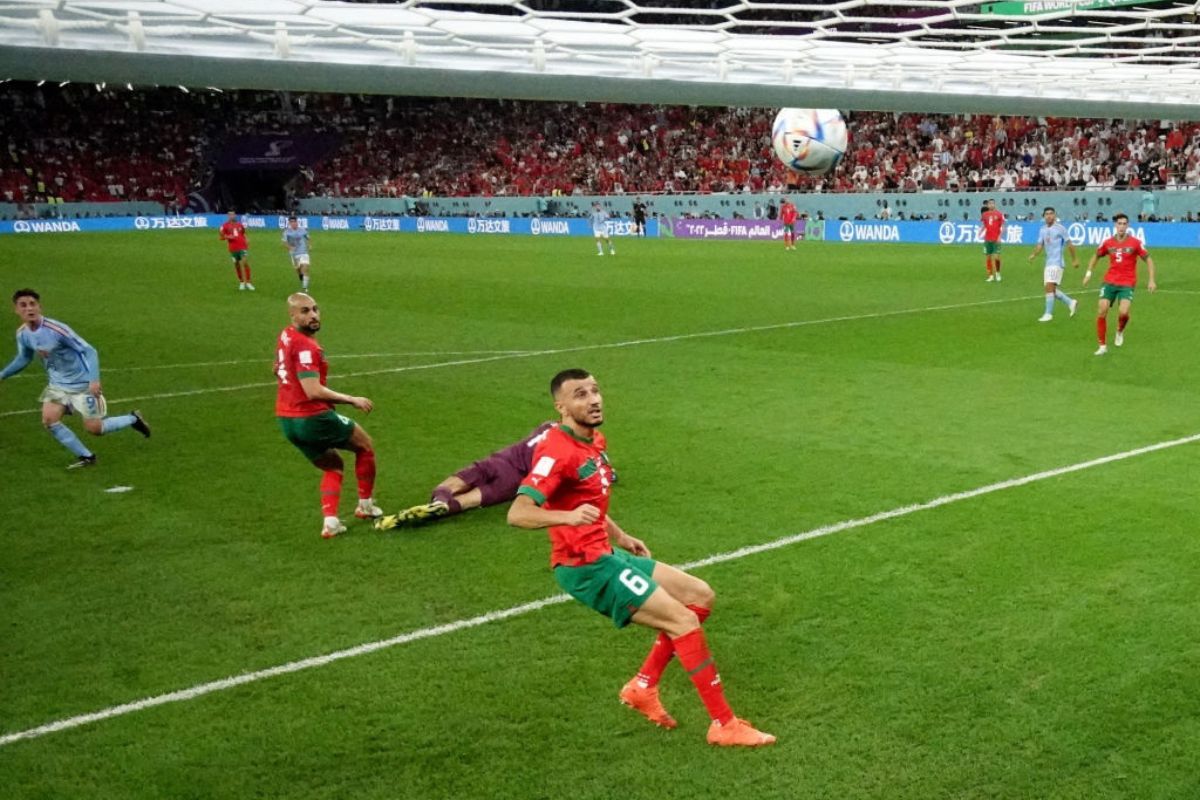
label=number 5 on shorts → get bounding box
[619,568,650,596]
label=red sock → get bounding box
[994,259,1000,274]
[320,469,343,517]
[985,257,993,275]
[235,264,244,282]
[671,627,734,725]
[1098,316,1107,344]
[243,264,252,282]
[355,448,376,499]
[1118,313,1129,332]
[635,605,712,687]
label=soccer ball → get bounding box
[771,108,848,174]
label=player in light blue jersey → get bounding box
[0,289,150,468]
[282,216,312,291]
[1027,207,1080,322]
[591,202,616,256]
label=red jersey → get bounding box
[780,203,798,225]
[518,425,616,568]
[1096,234,1149,286]
[220,220,248,252]
[981,209,1005,242]
[274,326,333,417]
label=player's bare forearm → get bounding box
[299,376,372,411]
[507,495,599,529]
[607,517,651,557]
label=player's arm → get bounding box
[1028,242,1043,261]
[1144,254,1157,292]
[1083,248,1104,285]
[1067,241,1080,267]
[0,335,34,381]
[297,376,372,413]
[282,233,291,251]
[507,493,599,529]
[606,516,650,557]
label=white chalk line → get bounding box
[2,427,1196,748]
[0,295,1035,419]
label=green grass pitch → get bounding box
[2,230,1199,798]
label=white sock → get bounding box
[323,515,340,527]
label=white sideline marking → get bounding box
[2,428,1196,748]
[0,296,1033,418]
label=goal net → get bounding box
[0,1,1197,118]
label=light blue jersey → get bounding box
[590,208,609,234]
[283,227,310,256]
[1038,222,1069,267]
[0,317,99,391]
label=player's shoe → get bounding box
[619,679,678,729]
[1094,344,1108,356]
[374,500,449,530]
[1115,330,1124,347]
[706,717,776,747]
[246,283,256,292]
[239,282,247,291]
[985,275,995,282]
[1069,298,1079,317]
[354,500,384,520]
[995,273,1002,282]
[1038,314,1053,323]
[130,410,151,438]
[596,251,605,256]
[321,518,347,539]
[67,454,97,470]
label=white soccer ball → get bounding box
[772,108,848,174]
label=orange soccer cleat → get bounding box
[706,717,777,747]
[619,679,678,729]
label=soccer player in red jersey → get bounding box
[1082,213,1157,356]
[218,210,255,291]
[275,293,382,538]
[981,199,1005,282]
[779,197,799,250]
[507,369,776,748]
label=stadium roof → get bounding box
[1,1,1199,118]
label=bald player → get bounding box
[274,293,383,538]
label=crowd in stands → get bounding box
[4,82,1200,208]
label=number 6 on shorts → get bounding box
[619,568,650,596]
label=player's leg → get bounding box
[595,232,604,255]
[1115,297,1132,346]
[1095,295,1112,354]
[984,243,993,280]
[432,473,472,512]
[627,563,715,694]
[1040,279,1056,322]
[232,253,245,288]
[343,423,381,519]
[82,392,148,438]
[242,255,255,291]
[607,234,616,255]
[631,586,775,746]
[42,398,94,466]
[1053,273,1077,317]
[311,449,347,537]
[994,247,1002,280]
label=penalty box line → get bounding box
[2,427,1196,749]
[0,295,1035,419]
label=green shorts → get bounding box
[1099,283,1134,303]
[782,223,794,232]
[230,249,249,262]
[278,411,355,461]
[554,550,659,628]
[983,241,1002,255]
